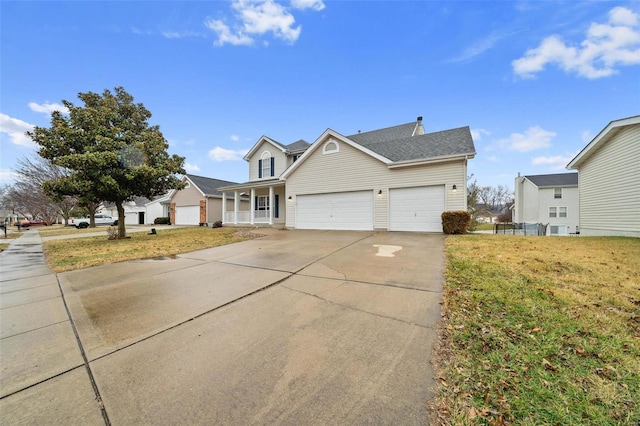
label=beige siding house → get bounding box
[169,175,248,226]
[512,173,579,235]
[567,115,640,237]
[219,117,475,232]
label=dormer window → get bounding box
[259,151,275,178]
[323,140,339,154]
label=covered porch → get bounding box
[219,179,286,226]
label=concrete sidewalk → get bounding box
[1,228,444,425]
[0,230,106,424]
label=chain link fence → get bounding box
[494,222,548,236]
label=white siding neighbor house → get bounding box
[513,173,579,236]
[219,117,476,232]
[567,115,640,237]
[103,194,171,225]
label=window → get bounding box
[323,140,339,154]
[554,188,562,199]
[292,155,299,162]
[257,196,269,211]
[550,225,563,235]
[258,151,275,178]
[559,207,567,218]
[549,207,557,218]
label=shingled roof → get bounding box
[186,174,241,197]
[525,173,578,187]
[285,139,310,153]
[347,123,475,162]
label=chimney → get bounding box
[413,116,425,136]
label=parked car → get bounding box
[70,215,117,229]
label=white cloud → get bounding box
[471,128,491,141]
[162,30,204,39]
[230,134,240,142]
[206,0,322,46]
[290,0,324,11]
[498,126,556,152]
[581,130,593,143]
[0,113,36,148]
[0,169,19,181]
[447,29,526,63]
[28,102,69,115]
[208,146,249,161]
[184,163,201,173]
[532,153,578,170]
[512,6,640,79]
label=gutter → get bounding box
[387,152,476,169]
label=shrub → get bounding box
[441,211,471,234]
[212,220,223,228]
[154,217,170,225]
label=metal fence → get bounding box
[494,222,548,236]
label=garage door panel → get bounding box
[390,186,444,232]
[175,206,200,225]
[297,191,373,231]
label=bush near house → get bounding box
[154,217,170,225]
[442,211,471,234]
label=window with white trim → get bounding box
[257,195,269,211]
[554,188,562,199]
[323,140,339,154]
[559,207,567,218]
[549,207,557,218]
[259,151,274,178]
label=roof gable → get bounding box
[243,136,287,161]
[525,173,578,187]
[567,115,640,169]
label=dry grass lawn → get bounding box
[43,226,259,272]
[434,235,640,425]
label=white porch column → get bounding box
[269,186,274,225]
[250,188,255,224]
[221,192,227,225]
[234,191,239,224]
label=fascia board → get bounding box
[243,136,287,161]
[280,129,392,179]
[567,115,640,169]
[387,152,475,169]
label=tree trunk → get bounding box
[116,202,127,238]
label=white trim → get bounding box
[388,153,475,169]
[243,136,287,161]
[322,140,339,154]
[567,115,640,169]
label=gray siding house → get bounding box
[567,115,640,237]
[219,117,476,232]
[513,173,579,236]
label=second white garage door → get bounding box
[175,206,200,225]
[389,186,445,232]
[296,191,373,231]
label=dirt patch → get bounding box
[233,229,266,239]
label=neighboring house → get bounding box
[475,204,510,224]
[219,117,476,232]
[512,173,579,236]
[104,197,153,225]
[169,174,249,226]
[567,115,640,237]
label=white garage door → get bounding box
[175,206,200,225]
[390,186,445,232]
[296,191,373,231]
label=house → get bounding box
[169,174,249,226]
[567,115,640,237]
[219,117,475,232]
[102,193,172,225]
[512,173,579,236]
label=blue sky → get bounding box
[1,1,639,191]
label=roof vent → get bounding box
[413,116,425,136]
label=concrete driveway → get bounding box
[1,229,444,424]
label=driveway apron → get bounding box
[1,229,445,425]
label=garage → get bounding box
[296,191,374,231]
[389,185,445,232]
[174,206,200,225]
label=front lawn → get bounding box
[43,227,257,272]
[434,235,640,425]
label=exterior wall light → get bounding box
[377,190,382,196]
[452,184,457,192]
